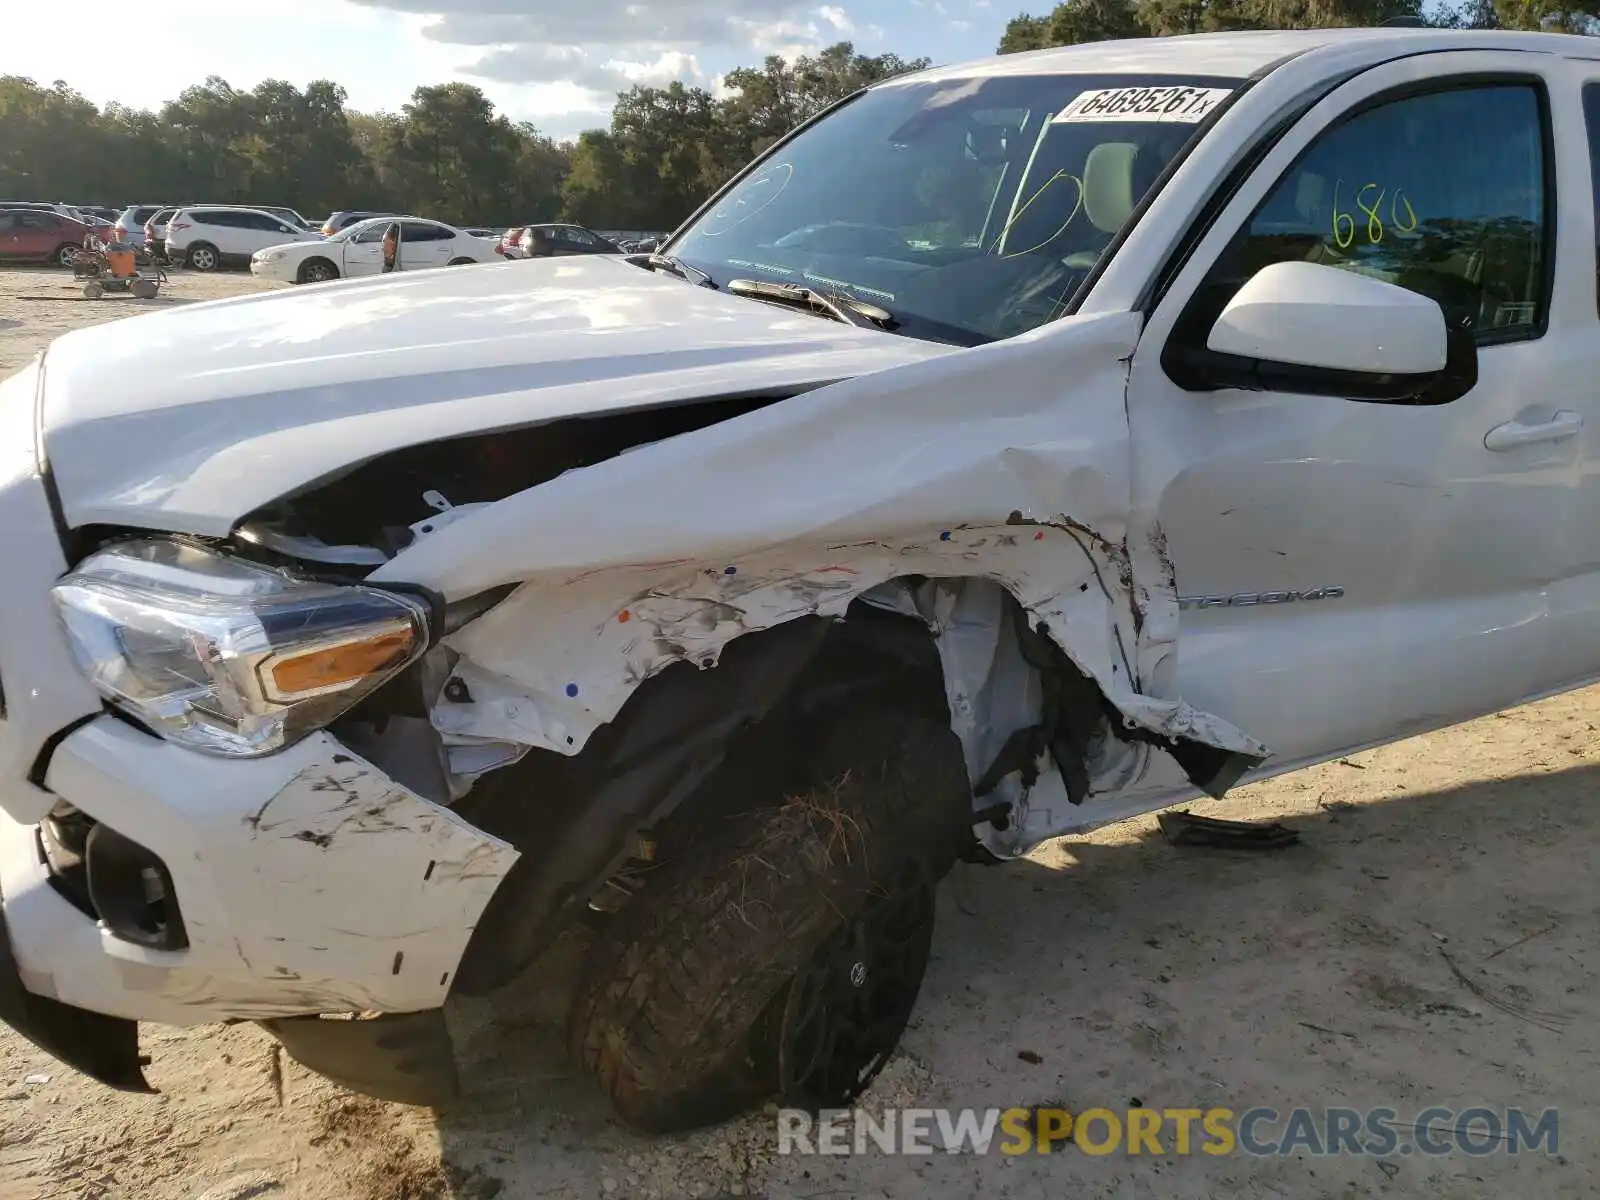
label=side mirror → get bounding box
[1183,261,1476,404]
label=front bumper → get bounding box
[250,258,294,283]
[0,717,518,1098]
[0,867,150,1092]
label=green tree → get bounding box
[383,83,524,225]
[719,42,932,162]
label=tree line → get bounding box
[998,0,1590,50]
[4,7,1591,233]
[0,43,928,232]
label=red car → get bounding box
[0,208,91,267]
[495,226,526,257]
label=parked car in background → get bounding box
[144,208,179,261]
[0,209,91,266]
[320,210,397,237]
[497,223,621,259]
[511,223,623,259]
[254,206,311,229]
[75,206,121,224]
[252,216,498,283]
[495,226,527,257]
[166,206,320,271]
[112,205,166,247]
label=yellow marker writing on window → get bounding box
[1331,179,1419,248]
[991,169,1084,258]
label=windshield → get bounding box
[669,73,1241,345]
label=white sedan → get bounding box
[250,216,497,284]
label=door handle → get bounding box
[1484,410,1583,451]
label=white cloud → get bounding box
[818,5,854,32]
[352,0,831,88]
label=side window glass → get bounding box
[353,224,385,244]
[1581,81,1600,315]
[1182,83,1550,347]
[565,228,597,245]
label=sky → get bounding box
[1,0,1010,137]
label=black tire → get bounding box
[447,256,475,266]
[186,242,218,272]
[54,243,79,269]
[297,257,339,284]
[567,708,970,1134]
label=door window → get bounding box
[1176,82,1551,351]
[240,212,279,231]
[1581,81,1600,315]
[351,223,388,244]
[560,227,598,246]
[400,221,450,242]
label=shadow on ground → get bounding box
[388,760,1598,1199]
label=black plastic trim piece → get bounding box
[260,1009,459,1107]
[85,823,190,952]
[26,711,99,791]
[0,874,153,1093]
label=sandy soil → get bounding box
[0,264,1594,1200]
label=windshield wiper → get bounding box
[725,278,897,331]
[629,251,716,288]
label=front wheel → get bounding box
[54,243,80,268]
[186,243,218,272]
[567,709,970,1133]
[297,257,338,284]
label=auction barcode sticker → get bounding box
[1053,86,1233,124]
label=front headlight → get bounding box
[52,539,431,757]
[262,250,285,263]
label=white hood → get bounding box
[37,256,956,534]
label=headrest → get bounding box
[1082,142,1139,234]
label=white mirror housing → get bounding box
[1207,260,1448,377]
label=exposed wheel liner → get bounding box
[260,1008,459,1108]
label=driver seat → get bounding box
[1062,142,1139,268]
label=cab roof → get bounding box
[883,27,1600,87]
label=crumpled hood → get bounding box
[38,256,957,534]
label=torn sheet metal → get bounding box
[861,576,1150,854]
[372,310,1267,849]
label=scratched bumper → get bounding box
[0,715,519,1035]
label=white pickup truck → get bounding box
[0,25,1591,1132]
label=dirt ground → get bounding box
[0,264,1594,1200]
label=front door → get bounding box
[342,223,388,276]
[1121,51,1578,789]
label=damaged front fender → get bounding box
[371,311,1267,853]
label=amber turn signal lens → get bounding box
[266,627,416,699]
